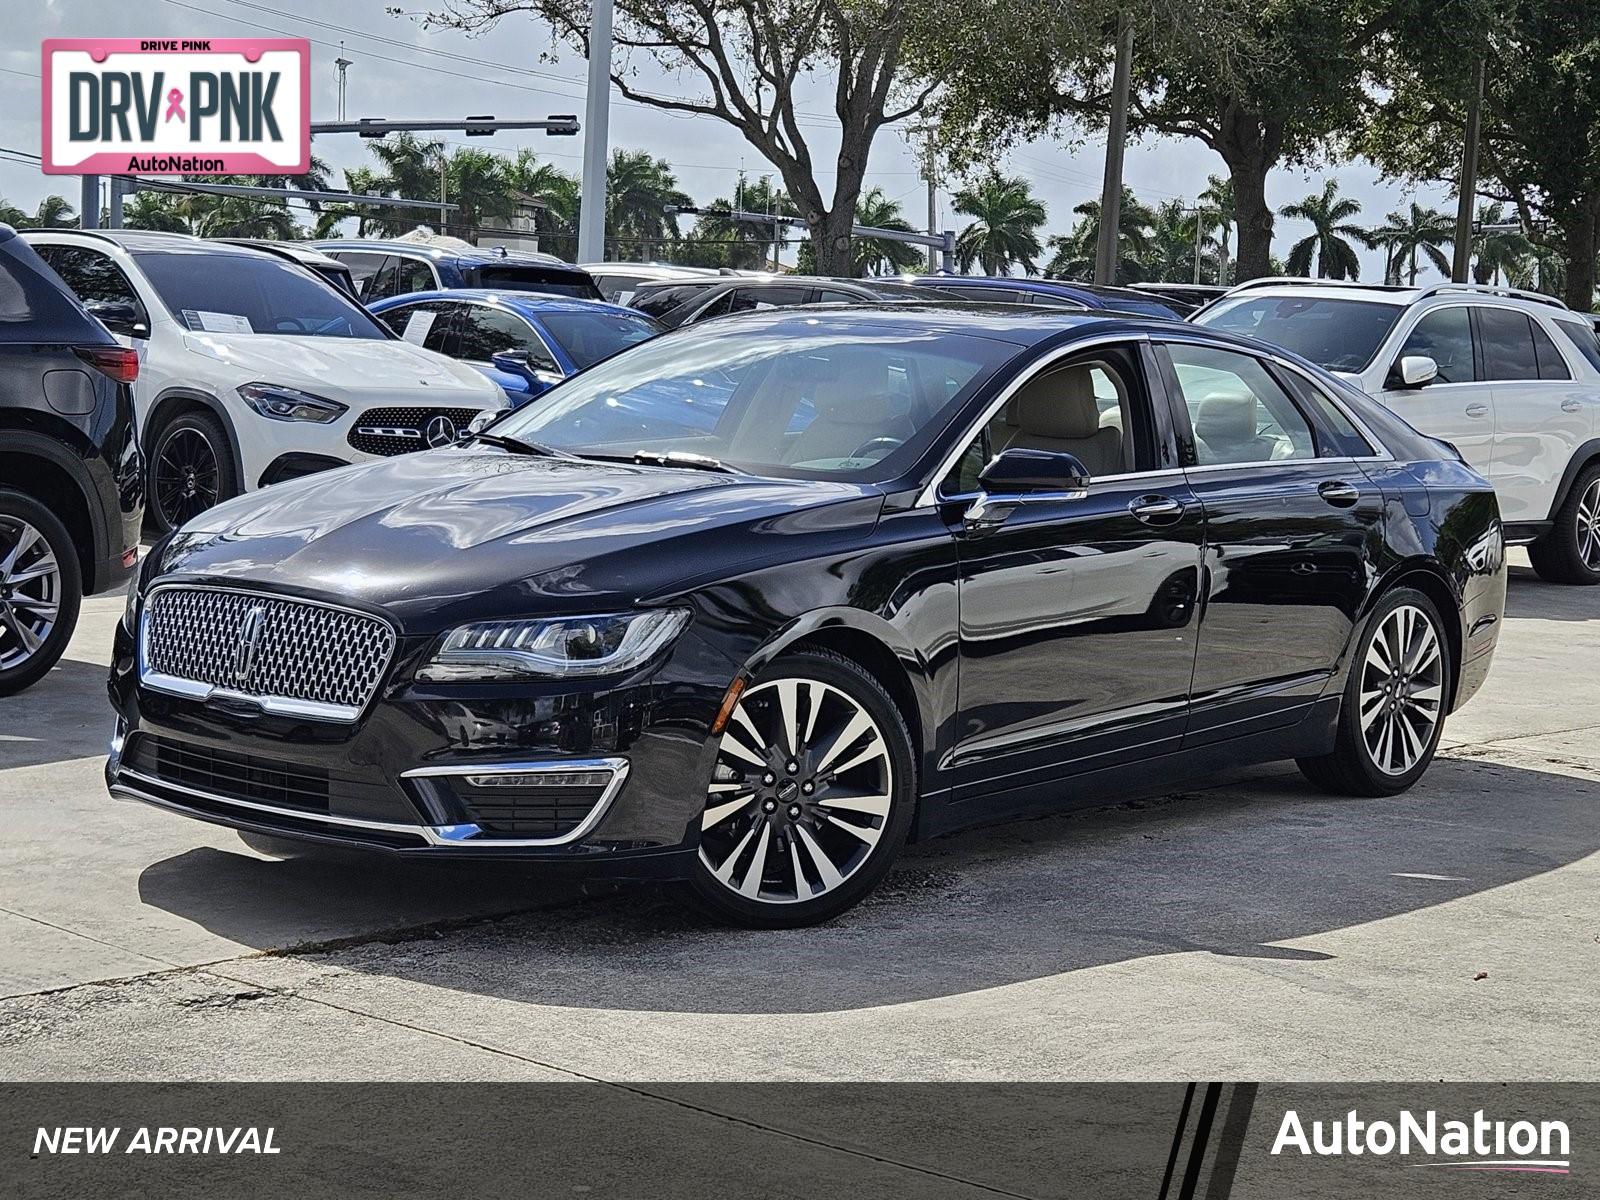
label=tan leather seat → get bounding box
[1000,364,1123,477]
[1192,389,1280,464]
[787,366,910,464]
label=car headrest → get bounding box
[1014,365,1100,439]
[1194,390,1259,444]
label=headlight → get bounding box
[416,609,691,682]
[237,382,348,424]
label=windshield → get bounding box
[1194,295,1404,372]
[494,321,1013,481]
[134,249,387,339]
[539,309,661,369]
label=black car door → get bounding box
[944,339,1204,802]
[1154,337,1386,744]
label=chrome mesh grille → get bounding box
[141,587,395,716]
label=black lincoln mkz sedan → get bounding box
[107,305,1506,926]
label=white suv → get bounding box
[1195,280,1600,583]
[23,230,504,534]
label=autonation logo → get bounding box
[1272,1108,1571,1175]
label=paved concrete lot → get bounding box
[1,553,1596,1081]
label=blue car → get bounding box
[313,238,603,303]
[369,290,663,404]
[904,274,1183,320]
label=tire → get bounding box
[684,648,917,928]
[1528,463,1600,585]
[0,490,83,696]
[1297,587,1453,797]
[146,410,239,537]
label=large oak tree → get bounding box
[936,0,1375,280]
[415,0,959,274]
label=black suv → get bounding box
[0,224,143,694]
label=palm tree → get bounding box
[694,176,794,270]
[0,197,28,227]
[852,188,923,276]
[1141,199,1220,283]
[604,150,691,260]
[444,147,517,241]
[1044,187,1155,283]
[952,171,1047,275]
[1370,203,1454,285]
[509,151,581,258]
[121,191,191,233]
[1199,174,1235,285]
[184,194,295,239]
[1471,203,1536,286]
[1279,180,1370,280]
[27,195,78,229]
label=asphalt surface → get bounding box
[1,553,1596,1081]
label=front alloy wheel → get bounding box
[688,650,914,926]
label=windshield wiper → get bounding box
[628,449,736,474]
[462,431,570,458]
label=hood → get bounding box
[157,449,883,626]
[182,332,502,406]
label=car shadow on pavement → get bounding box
[1504,567,1600,621]
[0,656,117,770]
[135,754,1600,1014]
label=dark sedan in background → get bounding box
[107,305,1504,926]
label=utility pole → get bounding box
[334,44,353,122]
[577,0,614,262]
[1192,207,1205,285]
[79,175,101,229]
[924,127,939,272]
[439,149,448,236]
[1094,10,1133,285]
[1452,55,1486,283]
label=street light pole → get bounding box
[1452,55,1486,284]
[577,0,614,263]
[1094,10,1133,286]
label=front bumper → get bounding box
[105,613,731,874]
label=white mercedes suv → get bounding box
[23,230,505,534]
[1195,280,1600,583]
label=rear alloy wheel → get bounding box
[1298,587,1452,796]
[0,491,82,696]
[687,650,915,927]
[148,411,238,536]
[1528,465,1600,585]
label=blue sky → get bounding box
[5,0,1455,280]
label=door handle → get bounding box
[1465,402,1489,418]
[1318,480,1361,507]
[1562,398,1584,413]
[1130,495,1185,526]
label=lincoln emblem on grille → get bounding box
[233,605,267,684]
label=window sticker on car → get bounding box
[402,310,437,345]
[616,290,635,305]
[181,310,253,334]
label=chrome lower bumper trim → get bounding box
[112,756,631,849]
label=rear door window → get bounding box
[393,257,437,296]
[1477,308,1540,380]
[380,300,460,356]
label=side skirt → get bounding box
[915,695,1342,840]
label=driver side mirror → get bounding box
[1390,354,1438,390]
[85,298,149,340]
[965,448,1091,533]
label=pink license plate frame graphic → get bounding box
[42,38,310,175]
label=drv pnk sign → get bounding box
[42,38,309,175]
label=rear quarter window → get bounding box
[1555,319,1600,374]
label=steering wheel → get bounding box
[849,436,903,460]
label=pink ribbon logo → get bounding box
[164,88,185,123]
